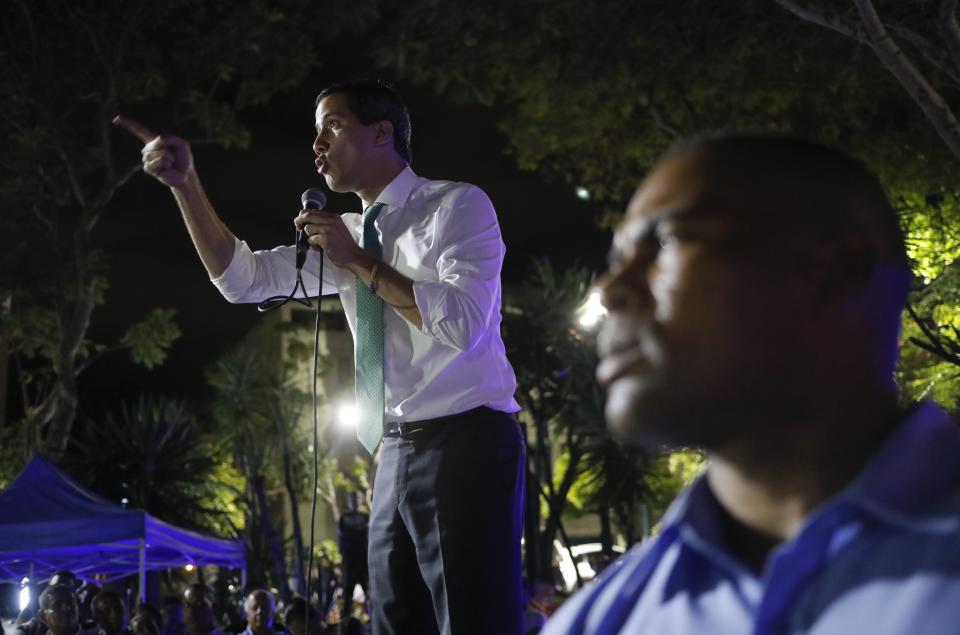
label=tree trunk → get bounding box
[537,443,581,584]
[598,507,613,558]
[39,269,98,460]
[282,441,306,595]
[251,474,291,602]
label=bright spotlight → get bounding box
[19,585,29,612]
[185,564,195,572]
[338,402,359,430]
[575,186,591,201]
[576,289,607,328]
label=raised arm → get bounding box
[113,115,236,278]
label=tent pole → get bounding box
[137,539,146,605]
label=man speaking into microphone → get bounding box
[115,79,525,635]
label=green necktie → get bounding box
[355,202,386,454]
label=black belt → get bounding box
[382,406,493,439]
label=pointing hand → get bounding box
[113,115,195,189]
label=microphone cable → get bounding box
[255,192,325,626]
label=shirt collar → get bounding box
[842,401,960,519]
[663,401,960,544]
[373,164,418,212]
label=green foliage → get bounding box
[332,456,372,497]
[121,308,182,369]
[371,0,930,206]
[64,395,245,536]
[370,0,960,412]
[312,538,342,566]
[207,342,306,480]
[0,426,28,491]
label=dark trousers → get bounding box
[368,407,526,635]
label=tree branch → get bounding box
[75,343,123,375]
[88,162,142,232]
[940,0,960,74]
[852,0,960,161]
[890,23,960,86]
[645,101,682,139]
[773,0,867,42]
[56,148,89,210]
[907,303,960,365]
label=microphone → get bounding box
[297,188,327,270]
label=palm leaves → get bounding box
[66,396,244,536]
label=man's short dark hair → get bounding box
[316,79,412,162]
[40,585,75,610]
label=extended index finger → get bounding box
[112,114,157,143]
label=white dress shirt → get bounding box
[212,165,520,422]
[543,401,960,635]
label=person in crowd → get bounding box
[37,585,87,635]
[313,557,338,621]
[336,494,369,615]
[543,133,960,633]
[160,597,185,635]
[130,614,159,635]
[17,572,81,635]
[183,584,222,635]
[77,580,102,629]
[237,590,284,635]
[116,77,526,635]
[92,590,130,635]
[281,598,323,635]
[130,605,162,635]
[48,573,78,591]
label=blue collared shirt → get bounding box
[543,402,960,634]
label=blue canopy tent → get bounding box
[0,456,245,597]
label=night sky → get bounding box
[80,70,613,410]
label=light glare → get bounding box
[338,403,359,430]
[576,289,607,328]
[575,186,591,201]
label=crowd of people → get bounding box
[10,571,366,635]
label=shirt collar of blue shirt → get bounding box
[662,401,960,564]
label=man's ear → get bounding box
[372,120,394,148]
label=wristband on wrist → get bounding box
[369,262,380,293]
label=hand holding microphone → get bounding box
[294,195,370,270]
[297,188,327,270]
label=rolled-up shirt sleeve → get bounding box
[412,186,505,352]
[211,237,340,303]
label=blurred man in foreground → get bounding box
[544,134,960,633]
